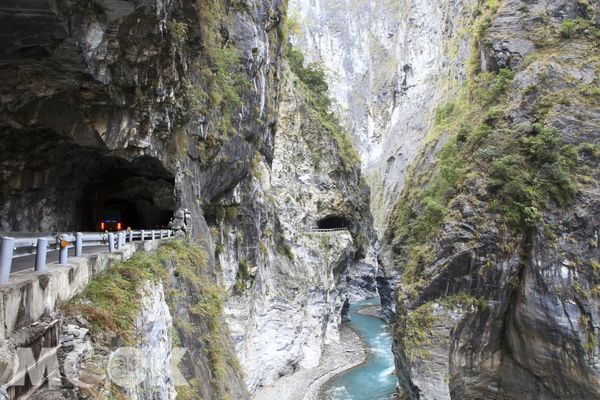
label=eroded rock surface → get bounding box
[384,1,600,399]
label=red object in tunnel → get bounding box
[98,210,123,232]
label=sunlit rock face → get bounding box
[288,0,473,235]
[287,0,475,325]
[291,0,600,399]
[218,66,378,391]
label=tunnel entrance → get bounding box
[0,128,176,232]
[317,215,350,230]
[82,172,175,231]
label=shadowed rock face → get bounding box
[0,0,382,397]
[0,0,288,397]
[0,127,175,231]
[0,0,182,231]
[382,0,600,399]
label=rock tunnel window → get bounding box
[82,171,175,231]
[0,125,176,232]
[317,215,350,230]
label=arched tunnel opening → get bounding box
[81,173,175,231]
[0,129,176,232]
[317,215,350,230]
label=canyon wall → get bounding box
[288,0,474,234]
[289,0,600,398]
[384,0,600,399]
[0,0,378,397]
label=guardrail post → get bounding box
[116,232,123,249]
[167,230,171,238]
[59,241,68,265]
[35,238,48,272]
[128,231,133,243]
[108,233,115,253]
[0,237,14,283]
[75,232,83,257]
[151,230,156,240]
[140,230,145,242]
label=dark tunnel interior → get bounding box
[317,215,350,230]
[81,173,175,231]
[0,129,176,232]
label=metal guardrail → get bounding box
[305,227,350,233]
[0,229,174,284]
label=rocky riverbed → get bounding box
[252,325,366,400]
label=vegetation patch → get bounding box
[160,240,239,399]
[387,0,582,295]
[402,302,435,361]
[388,2,577,270]
[65,252,167,343]
[65,239,239,398]
[234,258,255,292]
[176,0,253,148]
[286,46,360,171]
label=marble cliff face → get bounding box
[290,0,600,399]
[2,0,599,399]
[0,0,377,397]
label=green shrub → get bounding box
[402,303,435,361]
[286,46,360,170]
[487,124,577,226]
[559,18,600,40]
[435,101,456,125]
[169,20,189,44]
[560,19,577,38]
[65,248,168,341]
[189,0,252,137]
[287,47,330,107]
[235,258,254,292]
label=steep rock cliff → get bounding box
[0,0,380,397]
[0,0,282,397]
[33,241,248,399]
[211,61,377,390]
[287,0,478,322]
[384,0,600,399]
[288,0,474,235]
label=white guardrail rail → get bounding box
[0,229,173,284]
[305,227,350,233]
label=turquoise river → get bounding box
[324,297,397,399]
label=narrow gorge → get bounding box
[0,0,598,399]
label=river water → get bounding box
[323,297,396,400]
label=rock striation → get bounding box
[288,0,474,235]
[216,63,378,390]
[289,0,600,398]
[383,1,600,399]
[0,0,380,397]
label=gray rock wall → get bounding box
[384,1,600,399]
[0,0,381,397]
[215,65,378,391]
[288,0,474,235]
